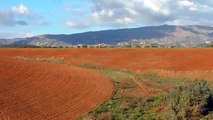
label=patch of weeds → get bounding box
[32,58,65,64]
[14,56,65,64]
[146,95,166,108]
[163,80,213,120]
[121,82,137,89]
[136,72,191,89]
[74,64,102,70]
[48,59,65,64]
[203,112,213,120]
[139,95,166,120]
[100,70,132,83]
[14,56,32,61]
[81,94,166,120]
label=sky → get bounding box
[0,0,213,38]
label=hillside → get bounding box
[1,25,213,47]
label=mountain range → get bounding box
[0,25,213,47]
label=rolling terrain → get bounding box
[0,25,213,47]
[0,48,213,119]
[0,48,212,81]
[0,57,113,120]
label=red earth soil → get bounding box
[0,48,213,71]
[0,48,213,80]
[0,57,113,120]
[1,48,213,80]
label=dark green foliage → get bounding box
[165,80,213,120]
[209,44,213,47]
[87,95,166,120]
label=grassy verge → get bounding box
[14,56,65,64]
[135,72,192,90]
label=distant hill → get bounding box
[1,25,213,47]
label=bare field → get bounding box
[0,57,113,120]
[0,48,213,80]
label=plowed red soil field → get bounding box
[0,48,213,71]
[0,48,213,80]
[0,57,113,120]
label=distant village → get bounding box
[45,39,213,48]
[1,39,213,48]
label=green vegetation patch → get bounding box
[79,94,166,120]
[15,56,65,64]
[136,72,191,89]
[164,80,213,120]
[99,70,132,83]
[35,58,65,64]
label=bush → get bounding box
[96,112,112,120]
[165,80,213,120]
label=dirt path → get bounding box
[130,75,163,97]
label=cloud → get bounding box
[16,20,28,25]
[65,0,213,29]
[65,0,174,28]
[0,4,48,27]
[0,31,33,39]
[33,20,49,26]
[0,8,16,26]
[12,4,31,15]
[169,0,213,25]
[65,20,90,28]
[142,0,171,15]
[65,8,87,15]
[65,20,76,27]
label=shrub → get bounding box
[165,80,213,120]
[96,112,112,120]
